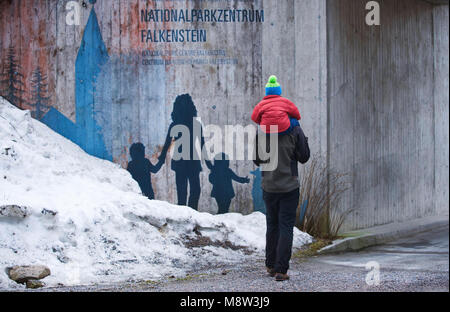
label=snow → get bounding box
[0,97,312,289]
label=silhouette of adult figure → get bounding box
[160,94,211,210]
[127,142,163,199]
[208,153,250,214]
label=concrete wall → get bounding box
[433,4,449,216]
[263,0,327,160]
[327,0,449,231]
[0,0,327,216]
[0,0,447,230]
[0,0,262,214]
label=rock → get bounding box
[26,280,45,289]
[41,208,57,216]
[1,143,16,158]
[6,265,51,284]
[0,205,29,218]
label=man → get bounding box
[253,83,310,281]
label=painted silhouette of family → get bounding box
[127,93,251,214]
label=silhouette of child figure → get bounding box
[127,143,164,200]
[208,153,250,214]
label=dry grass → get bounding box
[182,234,254,255]
[296,157,352,239]
[293,239,332,260]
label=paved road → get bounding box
[36,225,449,292]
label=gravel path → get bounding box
[147,258,448,292]
[29,255,448,292]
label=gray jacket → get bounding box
[253,126,310,193]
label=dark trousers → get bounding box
[263,188,299,274]
[175,171,201,210]
[215,198,232,214]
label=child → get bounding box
[251,75,301,134]
[208,153,250,214]
[127,142,164,200]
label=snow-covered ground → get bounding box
[0,97,312,289]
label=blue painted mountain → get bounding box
[42,6,111,160]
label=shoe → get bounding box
[266,267,276,277]
[275,273,290,281]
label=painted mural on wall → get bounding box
[160,94,210,210]
[127,142,164,200]
[30,67,51,120]
[0,48,26,111]
[42,5,111,160]
[208,153,250,214]
[0,0,266,215]
[250,168,266,214]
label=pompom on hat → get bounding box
[265,75,282,96]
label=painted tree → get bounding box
[30,67,50,120]
[0,47,26,108]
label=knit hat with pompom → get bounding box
[265,75,282,96]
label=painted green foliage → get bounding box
[30,67,50,120]
[0,47,26,109]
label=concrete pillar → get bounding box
[327,0,449,231]
[433,4,449,216]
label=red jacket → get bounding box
[251,95,301,133]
